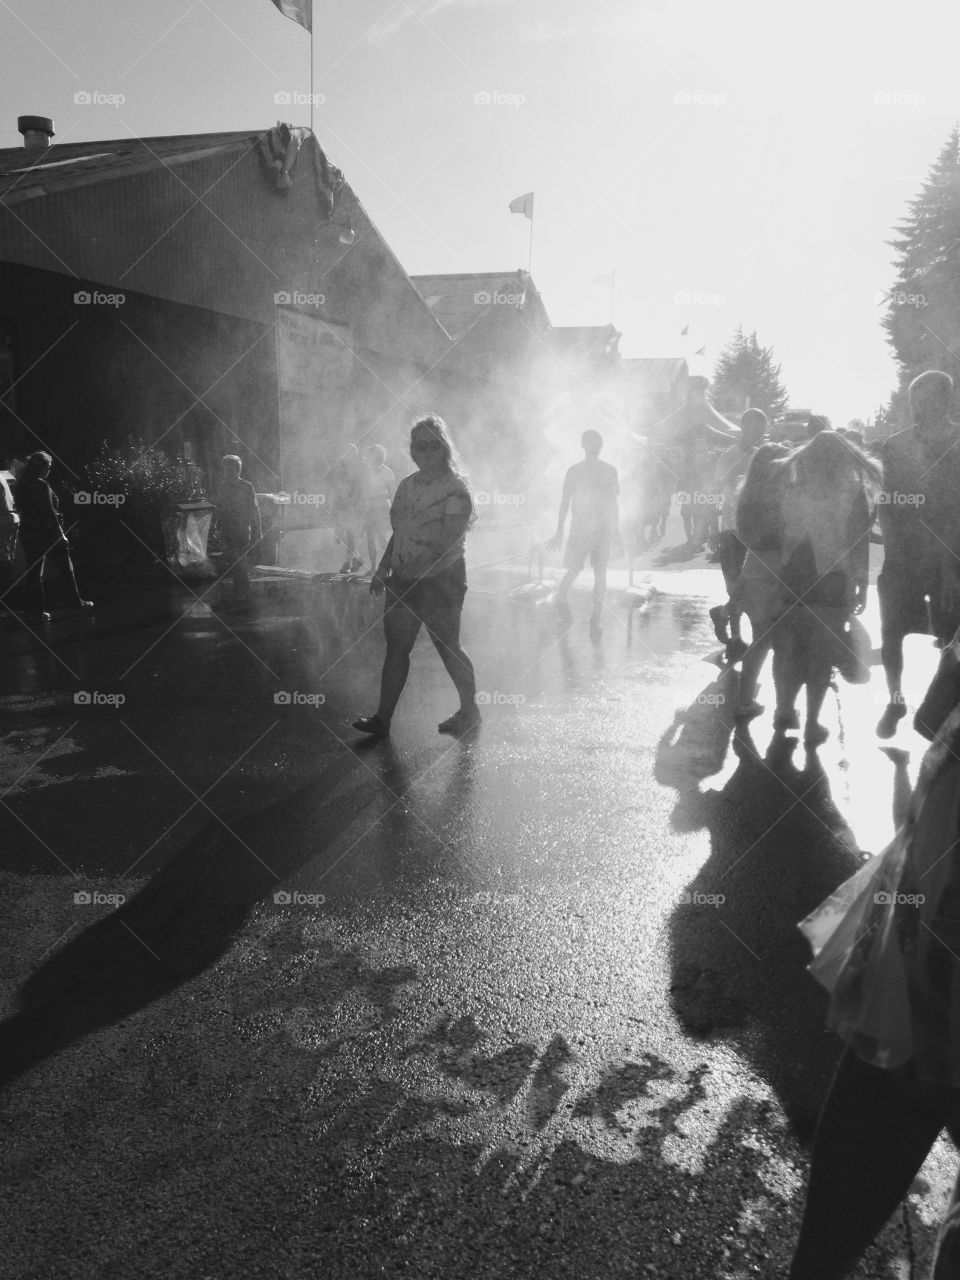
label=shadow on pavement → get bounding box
[0,751,386,1092]
[655,681,865,1136]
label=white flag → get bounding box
[509,191,534,220]
[270,0,311,31]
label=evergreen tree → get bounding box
[710,326,788,417]
[884,126,960,389]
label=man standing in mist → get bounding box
[546,429,622,635]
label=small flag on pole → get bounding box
[694,346,706,356]
[681,324,689,336]
[509,191,534,220]
[270,0,312,31]
[592,272,615,288]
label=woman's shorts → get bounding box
[385,561,467,631]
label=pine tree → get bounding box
[710,326,789,417]
[884,126,960,387]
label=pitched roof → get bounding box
[0,130,263,203]
[410,270,549,339]
[621,357,688,395]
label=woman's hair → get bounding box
[22,450,52,478]
[785,430,881,494]
[411,414,475,523]
[411,415,462,472]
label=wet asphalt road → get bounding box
[0,544,956,1279]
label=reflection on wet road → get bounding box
[0,566,953,1279]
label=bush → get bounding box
[76,441,206,582]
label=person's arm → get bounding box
[248,486,262,543]
[371,535,394,595]
[546,470,573,551]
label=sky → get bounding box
[1,0,957,424]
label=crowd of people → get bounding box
[4,385,960,1272]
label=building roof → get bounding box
[621,357,688,395]
[0,130,267,203]
[410,270,550,340]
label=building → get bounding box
[0,117,451,504]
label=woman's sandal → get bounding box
[353,715,390,737]
[438,708,482,736]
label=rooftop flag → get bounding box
[681,324,689,336]
[509,191,534,220]
[694,346,706,356]
[270,0,312,31]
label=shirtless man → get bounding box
[547,429,622,635]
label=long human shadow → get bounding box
[655,685,864,1136]
[0,749,393,1092]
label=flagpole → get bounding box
[310,23,315,137]
[609,269,616,325]
[528,212,533,275]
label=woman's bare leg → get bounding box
[375,598,422,723]
[427,607,477,713]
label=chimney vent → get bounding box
[18,115,55,152]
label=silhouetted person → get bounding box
[772,432,878,743]
[14,451,92,622]
[877,370,960,738]
[730,441,791,717]
[546,429,622,635]
[353,415,479,738]
[709,407,768,658]
[213,454,260,604]
[0,449,18,619]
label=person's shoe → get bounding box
[804,721,830,746]
[709,604,730,644]
[877,699,907,740]
[26,611,51,623]
[438,708,482,736]
[353,715,390,737]
[339,560,354,574]
[773,708,800,731]
[70,600,95,611]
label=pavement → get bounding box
[0,527,955,1279]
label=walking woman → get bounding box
[14,451,93,621]
[769,431,878,744]
[353,415,479,738]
